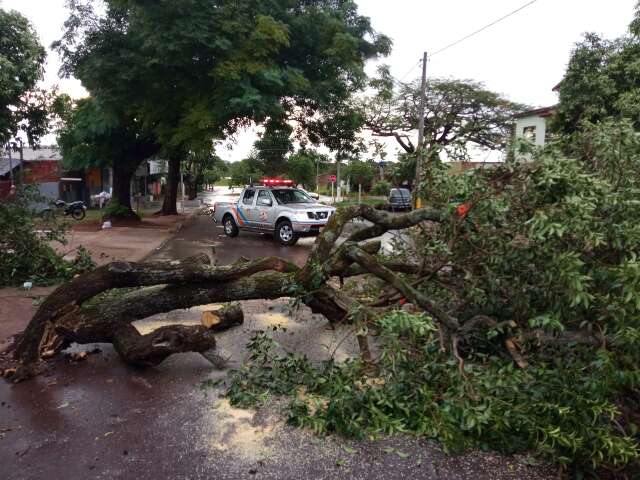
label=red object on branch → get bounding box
[456,203,471,218]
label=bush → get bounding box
[0,186,93,286]
[370,180,391,196]
[103,199,133,219]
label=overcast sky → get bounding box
[3,0,638,160]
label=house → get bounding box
[0,147,65,202]
[513,106,556,148]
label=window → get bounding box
[390,188,411,200]
[523,126,537,143]
[257,190,272,206]
[272,189,313,204]
[242,189,255,205]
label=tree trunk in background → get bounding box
[110,161,140,220]
[161,156,180,215]
[186,173,202,200]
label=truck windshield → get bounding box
[272,189,313,204]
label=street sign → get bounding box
[329,175,337,182]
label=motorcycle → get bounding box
[41,199,87,222]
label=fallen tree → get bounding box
[4,127,640,474]
[4,205,445,381]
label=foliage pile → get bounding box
[0,187,94,287]
[227,121,640,476]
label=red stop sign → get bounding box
[329,175,337,182]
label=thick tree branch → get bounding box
[14,256,298,364]
[344,246,460,331]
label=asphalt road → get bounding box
[147,189,316,267]
[0,189,553,480]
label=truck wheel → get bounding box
[276,220,298,246]
[223,215,239,237]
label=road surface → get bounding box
[147,189,316,267]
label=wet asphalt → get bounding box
[0,189,553,480]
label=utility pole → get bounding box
[7,144,13,185]
[18,139,24,186]
[415,51,428,209]
[336,154,342,203]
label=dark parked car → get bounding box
[389,188,412,211]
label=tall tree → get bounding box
[254,121,293,176]
[552,11,640,136]
[57,97,159,219]
[0,8,49,146]
[287,150,316,188]
[364,66,525,161]
[54,0,391,214]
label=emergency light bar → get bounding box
[260,177,294,186]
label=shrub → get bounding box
[370,180,391,196]
[0,186,93,286]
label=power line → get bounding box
[388,0,540,86]
[398,59,422,83]
[430,0,540,57]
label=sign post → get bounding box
[329,175,337,204]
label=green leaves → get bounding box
[56,0,389,152]
[0,8,48,145]
[364,72,527,159]
[0,186,87,287]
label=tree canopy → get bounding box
[287,150,316,188]
[364,66,525,160]
[55,0,391,152]
[0,8,48,145]
[254,121,294,176]
[56,97,158,218]
[552,11,640,137]
[183,148,224,199]
[228,155,263,188]
[343,159,375,190]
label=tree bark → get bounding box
[110,159,140,220]
[161,155,181,215]
[12,255,297,366]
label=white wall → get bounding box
[515,115,548,147]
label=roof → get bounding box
[3,146,62,162]
[0,157,21,177]
[514,106,556,119]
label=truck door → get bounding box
[238,189,256,227]
[255,189,276,230]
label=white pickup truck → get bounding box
[212,185,335,245]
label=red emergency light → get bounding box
[260,177,294,186]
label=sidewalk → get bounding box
[54,209,200,267]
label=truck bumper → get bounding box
[292,222,326,237]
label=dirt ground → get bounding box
[53,213,197,267]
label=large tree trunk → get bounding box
[110,160,140,220]
[161,156,181,215]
